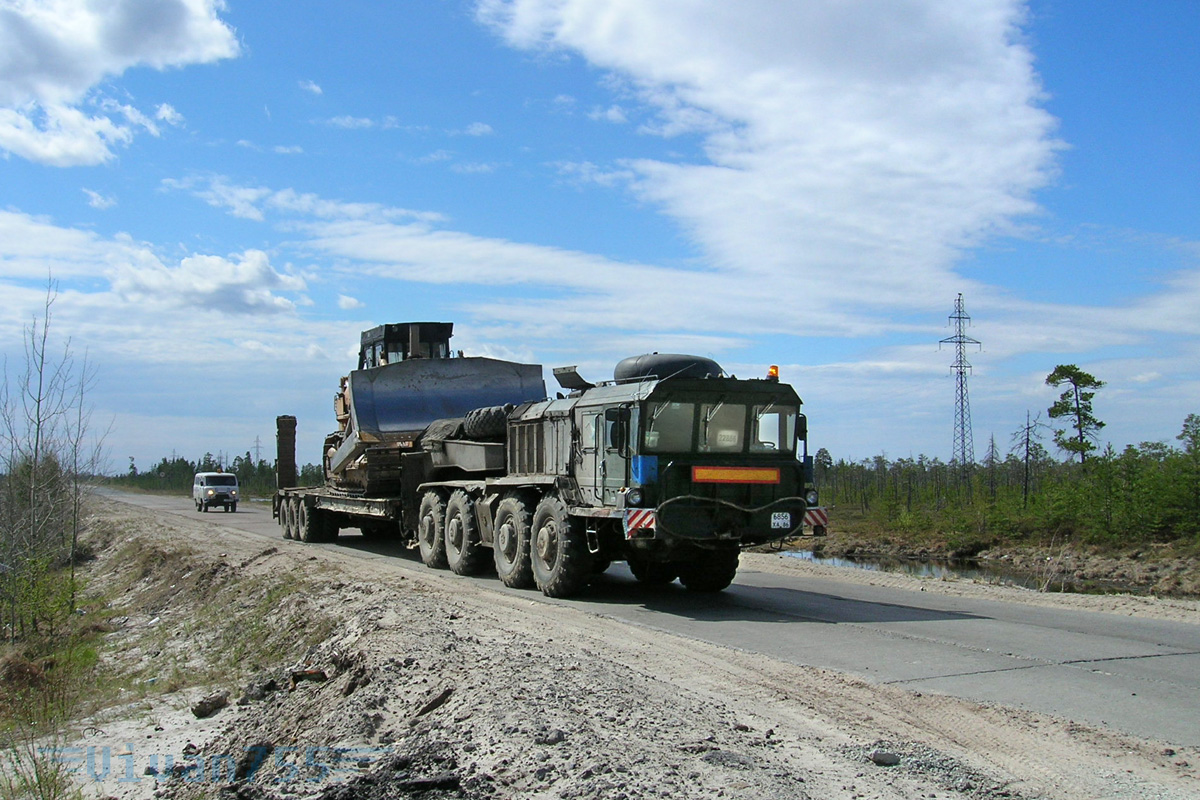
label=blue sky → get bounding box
[2,0,1198,472]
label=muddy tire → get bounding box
[493,493,534,588]
[418,491,448,569]
[445,490,488,576]
[530,494,590,598]
[629,557,678,585]
[677,547,739,592]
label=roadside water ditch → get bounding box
[782,549,1134,595]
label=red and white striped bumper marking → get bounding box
[624,509,656,538]
[804,507,828,528]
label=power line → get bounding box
[939,293,981,471]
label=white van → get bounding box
[193,472,239,512]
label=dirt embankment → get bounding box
[794,523,1200,598]
[40,503,1200,800]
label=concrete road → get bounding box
[108,491,1200,747]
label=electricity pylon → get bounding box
[939,293,981,472]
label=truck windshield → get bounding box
[644,401,695,453]
[642,400,798,455]
[751,404,798,454]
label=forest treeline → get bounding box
[109,452,322,497]
[815,411,1200,554]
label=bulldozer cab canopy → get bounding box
[359,322,455,369]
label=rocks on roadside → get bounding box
[192,690,230,719]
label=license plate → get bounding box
[771,512,791,529]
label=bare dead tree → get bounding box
[0,283,104,641]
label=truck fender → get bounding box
[475,491,501,545]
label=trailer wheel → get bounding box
[530,495,590,598]
[282,498,297,539]
[445,490,488,576]
[678,546,740,593]
[418,491,448,569]
[299,502,335,543]
[628,557,678,585]
[493,493,534,588]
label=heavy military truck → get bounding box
[274,322,825,597]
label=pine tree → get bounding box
[1046,365,1105,463]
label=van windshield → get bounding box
[205,475,238,486]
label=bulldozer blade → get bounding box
[330,357,545,476]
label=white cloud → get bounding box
[327,115,374,129]
[337,294,364,310]
[156,103,184,126]
[478,0,1060,320]
[83,188,117,209]
[108,249,306,315]
[299,79,323,95]
[0,0,238,165]
[451,161,499,174]
[462,121,494,136]
[588,104,627,123]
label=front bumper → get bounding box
[626,495,807,544]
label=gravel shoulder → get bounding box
[65,500,1200,800]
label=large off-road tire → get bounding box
[628,557,678,585]
[298,502,336,543]
[463,405,511,440]
[677,546,740,592]
[530,495,591,598]
[445,490,489,576]
[493,493,534,588]
[417,491,448,569]
[282,498,297,539]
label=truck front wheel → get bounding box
[678,546,740,592]
[418,491,448,569]
[493,493,534,588]
[628,557,678,586]
[530,495,590,598]
[445,490,488,576]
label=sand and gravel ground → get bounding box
[53,502,1200,800]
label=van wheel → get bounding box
[530,495,590,598]
[493,493,534,588]
[417,491,448,569]
[230,502,238,513]
[445,490,488,576]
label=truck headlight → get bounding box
[805,489,819,506]
[627,488,643,506]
